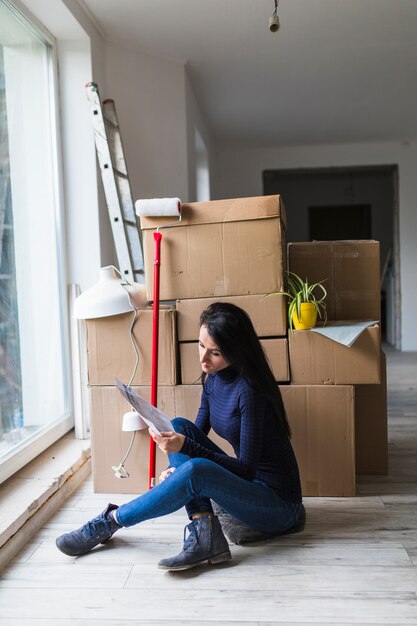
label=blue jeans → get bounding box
[116,418,303,534]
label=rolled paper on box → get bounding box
[135,197,181,217]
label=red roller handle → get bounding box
[149,231,162,489]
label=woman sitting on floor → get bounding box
[56,302,304,571]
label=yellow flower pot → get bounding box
[291,302,317,330]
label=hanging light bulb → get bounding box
[269,0,280,32]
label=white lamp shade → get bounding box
[122,411,148,431]
[73,266,147,319]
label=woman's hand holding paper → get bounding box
[149,429,185,455]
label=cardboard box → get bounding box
[288,241,381,321]
[288,326,381,385]
[280,385,356,496]
[179,338,290,385]
[140,195,286,301]
[89,384,236,493]
[86,306,178,386]
[176,293,287,341]
[355,351,388,475]
[173,385,235,457]
[89,385,176,494]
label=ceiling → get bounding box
[79,0,417,148]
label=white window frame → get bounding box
[0,0,73,485]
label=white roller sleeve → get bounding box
[135,197,181,217]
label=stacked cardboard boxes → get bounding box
[87,305,179,493]
[159,196,290,386]
[169,196,290,479]
[285,241,388,496]
[141,194,291,427]
[87,196,388,498]
[177,295,289,384]
[88,195,289,493]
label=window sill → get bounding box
[0,430,91,572]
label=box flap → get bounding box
[310,320,379,347]
[140,195,286,230]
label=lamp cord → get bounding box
[119,430,137,466]
[110,269,148,477]
[128,308,140,386]
[110,264,143,387]
[116,309,141,474]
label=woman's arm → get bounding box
[180,385,266,481]
[157,386,211,476]
[194,386,211,434]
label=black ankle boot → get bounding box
[56,503,121,557]
[158,515,232,571]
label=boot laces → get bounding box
[183,519,199,551]
[83,516,109,540]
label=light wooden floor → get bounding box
[1,345,417,625]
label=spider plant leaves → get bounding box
[262,271,328,331]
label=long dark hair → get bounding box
[199,302,291,439]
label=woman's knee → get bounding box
[171,417,195,434]
[181,457,217,480]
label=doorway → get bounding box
[263,165,400,347]
[309,204,371,241]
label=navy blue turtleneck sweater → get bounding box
[180,366,302,503]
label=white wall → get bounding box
[213,141,417,351]
[185,69,213,201]
[103,41,189,205]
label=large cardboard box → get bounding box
[140,195,286,301]
[90,381,356,496]
[280,385,356,496]
[176,293,287,341]
[179,338,290,385]
[89,385,176,494]
[288,241,381,321]
[86,306,178,386]
[355,351,388,475]
[288,326,381,385]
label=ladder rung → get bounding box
[113,169,128,179]
[103,116,119,130]
[86,82,144,282]
[111,218,137,227]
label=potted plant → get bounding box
[265,271,327,331]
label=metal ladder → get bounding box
[85,82,144,284]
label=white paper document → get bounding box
[310,320,379,347]
[115,378,173,436]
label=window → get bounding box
[0,1,72,483]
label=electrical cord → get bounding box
[110,268,148,478]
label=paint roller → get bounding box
[136,197,182,218]
[135,197,182,488]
